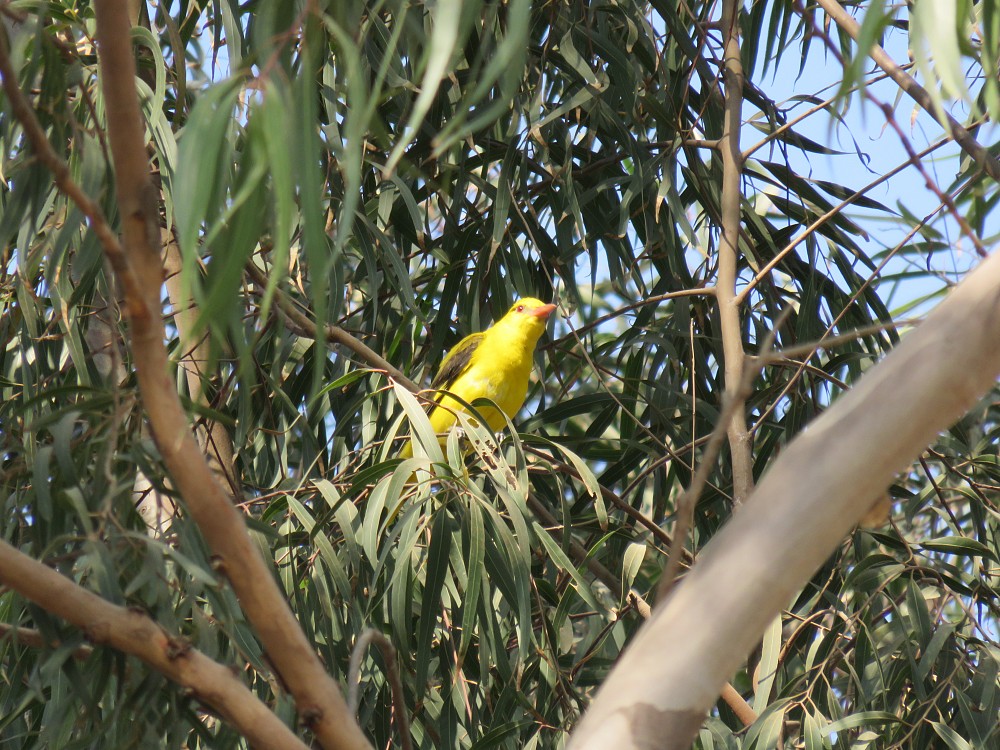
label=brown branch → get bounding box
[85,4,371,749]
[656,310,785,603]
[656,386,739,601]
[565,286,717,340]
[244,263,420,393]
[0,27,146,325]
[0,622,94,660]
[0,540,310,750]
[720,682,759,727]
[522,447,676,552]
[747,201,945,442]
[162,231,237,491]
[716,0,753,505]
[741,65,910,161]
[813,0,1000,184]
[347,629,412,750]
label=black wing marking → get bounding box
[429,333,484,392]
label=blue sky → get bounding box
[750,24,997,318]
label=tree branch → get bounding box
[567,244,1000,749]
[734,133,956,307]
[0,622,94,660]
[163,230,238,492]
[716,0,754,505]
[348,629,412,750]
[0,540,310,750]
[86,4,371,748]
[0,26,145,324]
[797,0,985,257]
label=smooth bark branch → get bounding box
[0,540,310,750]
[90,4,371,749]
[715,0,754,505]
[815,0,1000,184]
[566,245,1000,750]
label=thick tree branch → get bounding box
[716,0,753,505]
[567,245,1000,750]
[813,0,1000,184]
[0,540,310,750]
[86,4,371,749]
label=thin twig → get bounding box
[655,380,747,601]
[812,0,1000,184]
[748,200,948,440]
[741,65,908,160]
[657,309,790,603]
[0,27,148,324]
[526,494,757,725]
[0,622,94,660]
[348,629,412,750]
[522,447,676,552]
[757,318,916,363]
[800,0,987,256]
[734,135,957,307]
[564,286,716,340]
[245,263,420,392]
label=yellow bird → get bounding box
[400,298,557,459]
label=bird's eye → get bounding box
[516,304,524,313]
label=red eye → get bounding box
[516,304,524,313]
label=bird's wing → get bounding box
[430,332,484,392]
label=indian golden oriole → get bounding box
[400,297,556,459]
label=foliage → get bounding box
[1,0,998,748]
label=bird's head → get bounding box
[495,297,557,343]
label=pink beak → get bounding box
[530,303,558,319]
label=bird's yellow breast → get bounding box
[430,330,534,435]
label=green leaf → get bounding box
[621,542,646,596]
[286,493,352,599]
[458,498,486,662]
[173,77,242,269]
[753,615,782,712]
[930,722,974,750]
[416,509,453,697]
[384,0,463,174]
[532,522,603,613]
[394,382,445,466]
[920,536,999,562]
